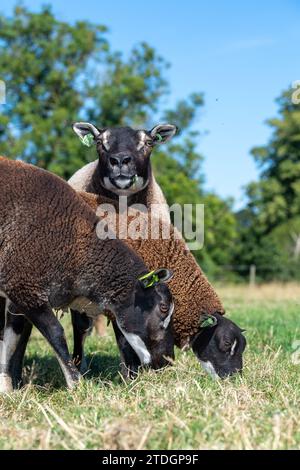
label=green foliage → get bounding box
[237,88,300,281]
[0,5,107,178]
[258,217,300,281]
[201,193,237,270]
[0,4,239,277]
[152,135,238,270]
[246,89,300,232]
[86,43,169,127]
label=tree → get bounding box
[152,101,237,271]
[0,4,238,278]
[0,5,108,178]
[236,88,300,280]
[245,89,300,234]
[0,6,170,178]
[86,42,169,127]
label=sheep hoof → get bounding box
[120,364,139,382]
[66,376,82,390]
[0,374,13,393]
[80,357,88,375]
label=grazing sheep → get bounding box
[73,192,247,379]
[0,157,175,392]
[69,122,177,337]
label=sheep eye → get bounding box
[146,140,154,148]
[221,340,233,353]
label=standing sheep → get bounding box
[69,122,177,336]
[70,122,176,218]
[0,157,175,392]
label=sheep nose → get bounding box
[109,155,132,168]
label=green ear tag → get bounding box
[200,317,216,328]
[155,133,163,143]
[80,133,94,147]
[139,270,160,288]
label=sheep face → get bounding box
[115,277,175,371]
[73,122,177,196]
[191,313,246,379]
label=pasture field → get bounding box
[0,284,299,450]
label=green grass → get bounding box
[0,285,300,450]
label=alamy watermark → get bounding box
[291,80,300,105]
[0,80,6,105]
[95,196,205,251]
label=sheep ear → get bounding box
[73,122,101,147]
[199,314,218,328]
[150,123,177,145]
[139,269,174,289]
[155,268,174,283]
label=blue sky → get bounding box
[1,0,300,207]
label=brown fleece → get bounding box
[79,191,225,348]
[0,157,147,312]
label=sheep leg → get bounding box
[0,302,26,393]
[10,319,32,389]
[112,320,141,380]
[25,304,81,389]
[0,297,5,364]
[71,309,93,373]
[0,296,6,341]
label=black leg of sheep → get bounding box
[71,312,141,381]
[10,319,33,389]
[0,303,32,392]
[24,304,81,389]
[0,297,5,341]
[71,309,93,374]
[3,308,91,391]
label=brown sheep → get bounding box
[0,157,175,392]
[74,192,246,378]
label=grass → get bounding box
[0,283,300,450]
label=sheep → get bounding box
[69,122,176,220]
[70,122,177,336]
[0,157,175,392]
[72,192,247,379]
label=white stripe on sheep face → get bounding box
[116,320,151,365]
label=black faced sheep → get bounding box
[74,192,247,379]
[69,122,176,219]
[0,157,175,392]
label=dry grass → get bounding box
[217,282,300,303]
[0,284,299,450]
